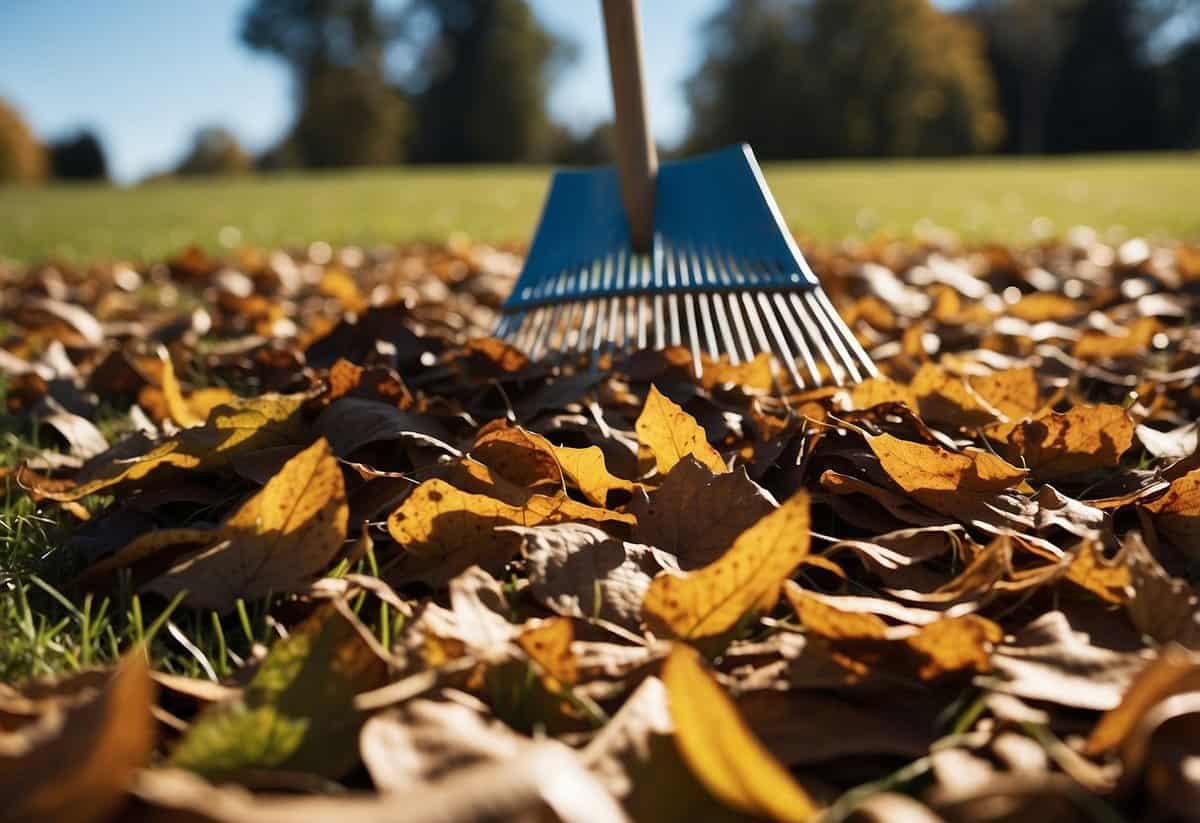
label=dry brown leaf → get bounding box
[786,583,1001,680]
[911,364,1038,427]
[85,438,348,610]
[0,651,155,823]
[360,693,527,792]
[28,393,307,502]
[160,352,236,429]
[983,611,1151,711]
[630,455,777,568]
[1085,648,1200,757]
[663,644,819,822]
[473,424,563,491]
[636,384,726,475]
[998,404,1135,480]
[1140,468,1200,558]
[513,522,673,631]
[1064,539,1131,605]
[388,474,634,586]
[642,491,810,643]
[1073,316,1160,360]
[1124,532,1200,647]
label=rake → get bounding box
[495,0,877,390]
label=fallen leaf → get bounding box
[30,393,308,501]
[981,611,1151,711]
[700,352,774,391]
[1073,316,1160,360]
[360,692,527,792]
[636,384,726,475]
[998,404,1135,480]
[514,523,673,630]
[663,644,819,822]
[0,651,154,823]
[642,490,810,643]
[786,583,1001,680]
[85,437,347,610]
[1086,648,1200,757]
[160,352,236,428]
[1140,468,1200,558]
[472,424,563,491]
[518,617,579,686]
[169,605,387,780]
[630,455,776,568]
[388,473,633,586]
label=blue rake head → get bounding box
[495,144,877,388]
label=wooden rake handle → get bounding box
[602,0,658,253]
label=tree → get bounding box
[0,99,47,184]
[175,127,253,176]
[242,0,410,167]
[685,0,1004,160]
[970,0,1079,154]
[406,0,573,163]
[49,131,108,180]
[1044,0,1159,153]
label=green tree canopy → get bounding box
[686,0,1005,159]
[406,0,573,163]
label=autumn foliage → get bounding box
[3,232,1200,820]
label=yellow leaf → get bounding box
[699,352,774,391]
[518,617,578,687]
[318,267,368,313]
[1008,293,1081,322]
[32,393,307,502]
[84,438,348,611]
[850,377,916,411]
[161,352,236,429]
[786,584,1002,680]
[662,644,819,822]
[388,476,634,585]
[473,424,563,491]
[868,433,1027,495]
[636,384,726,475]
[1065,539,1131,605]
[642,491,810,642]
[911,364,1038,427]
[1140,468,1200,558]
[548,442,636,506]
[1073,316,1160,360]
[997,404,1134,480]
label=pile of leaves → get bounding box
[3,230,1200,822]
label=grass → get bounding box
[1,152,1198,263]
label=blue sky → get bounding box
[0,1,962,183]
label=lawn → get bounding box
[1,152,1198,262]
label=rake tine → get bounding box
[813,290,879,379]
[779,292,830,386]
[739,291,774,361]
[757,291,806,390]
[805,291,863,383]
